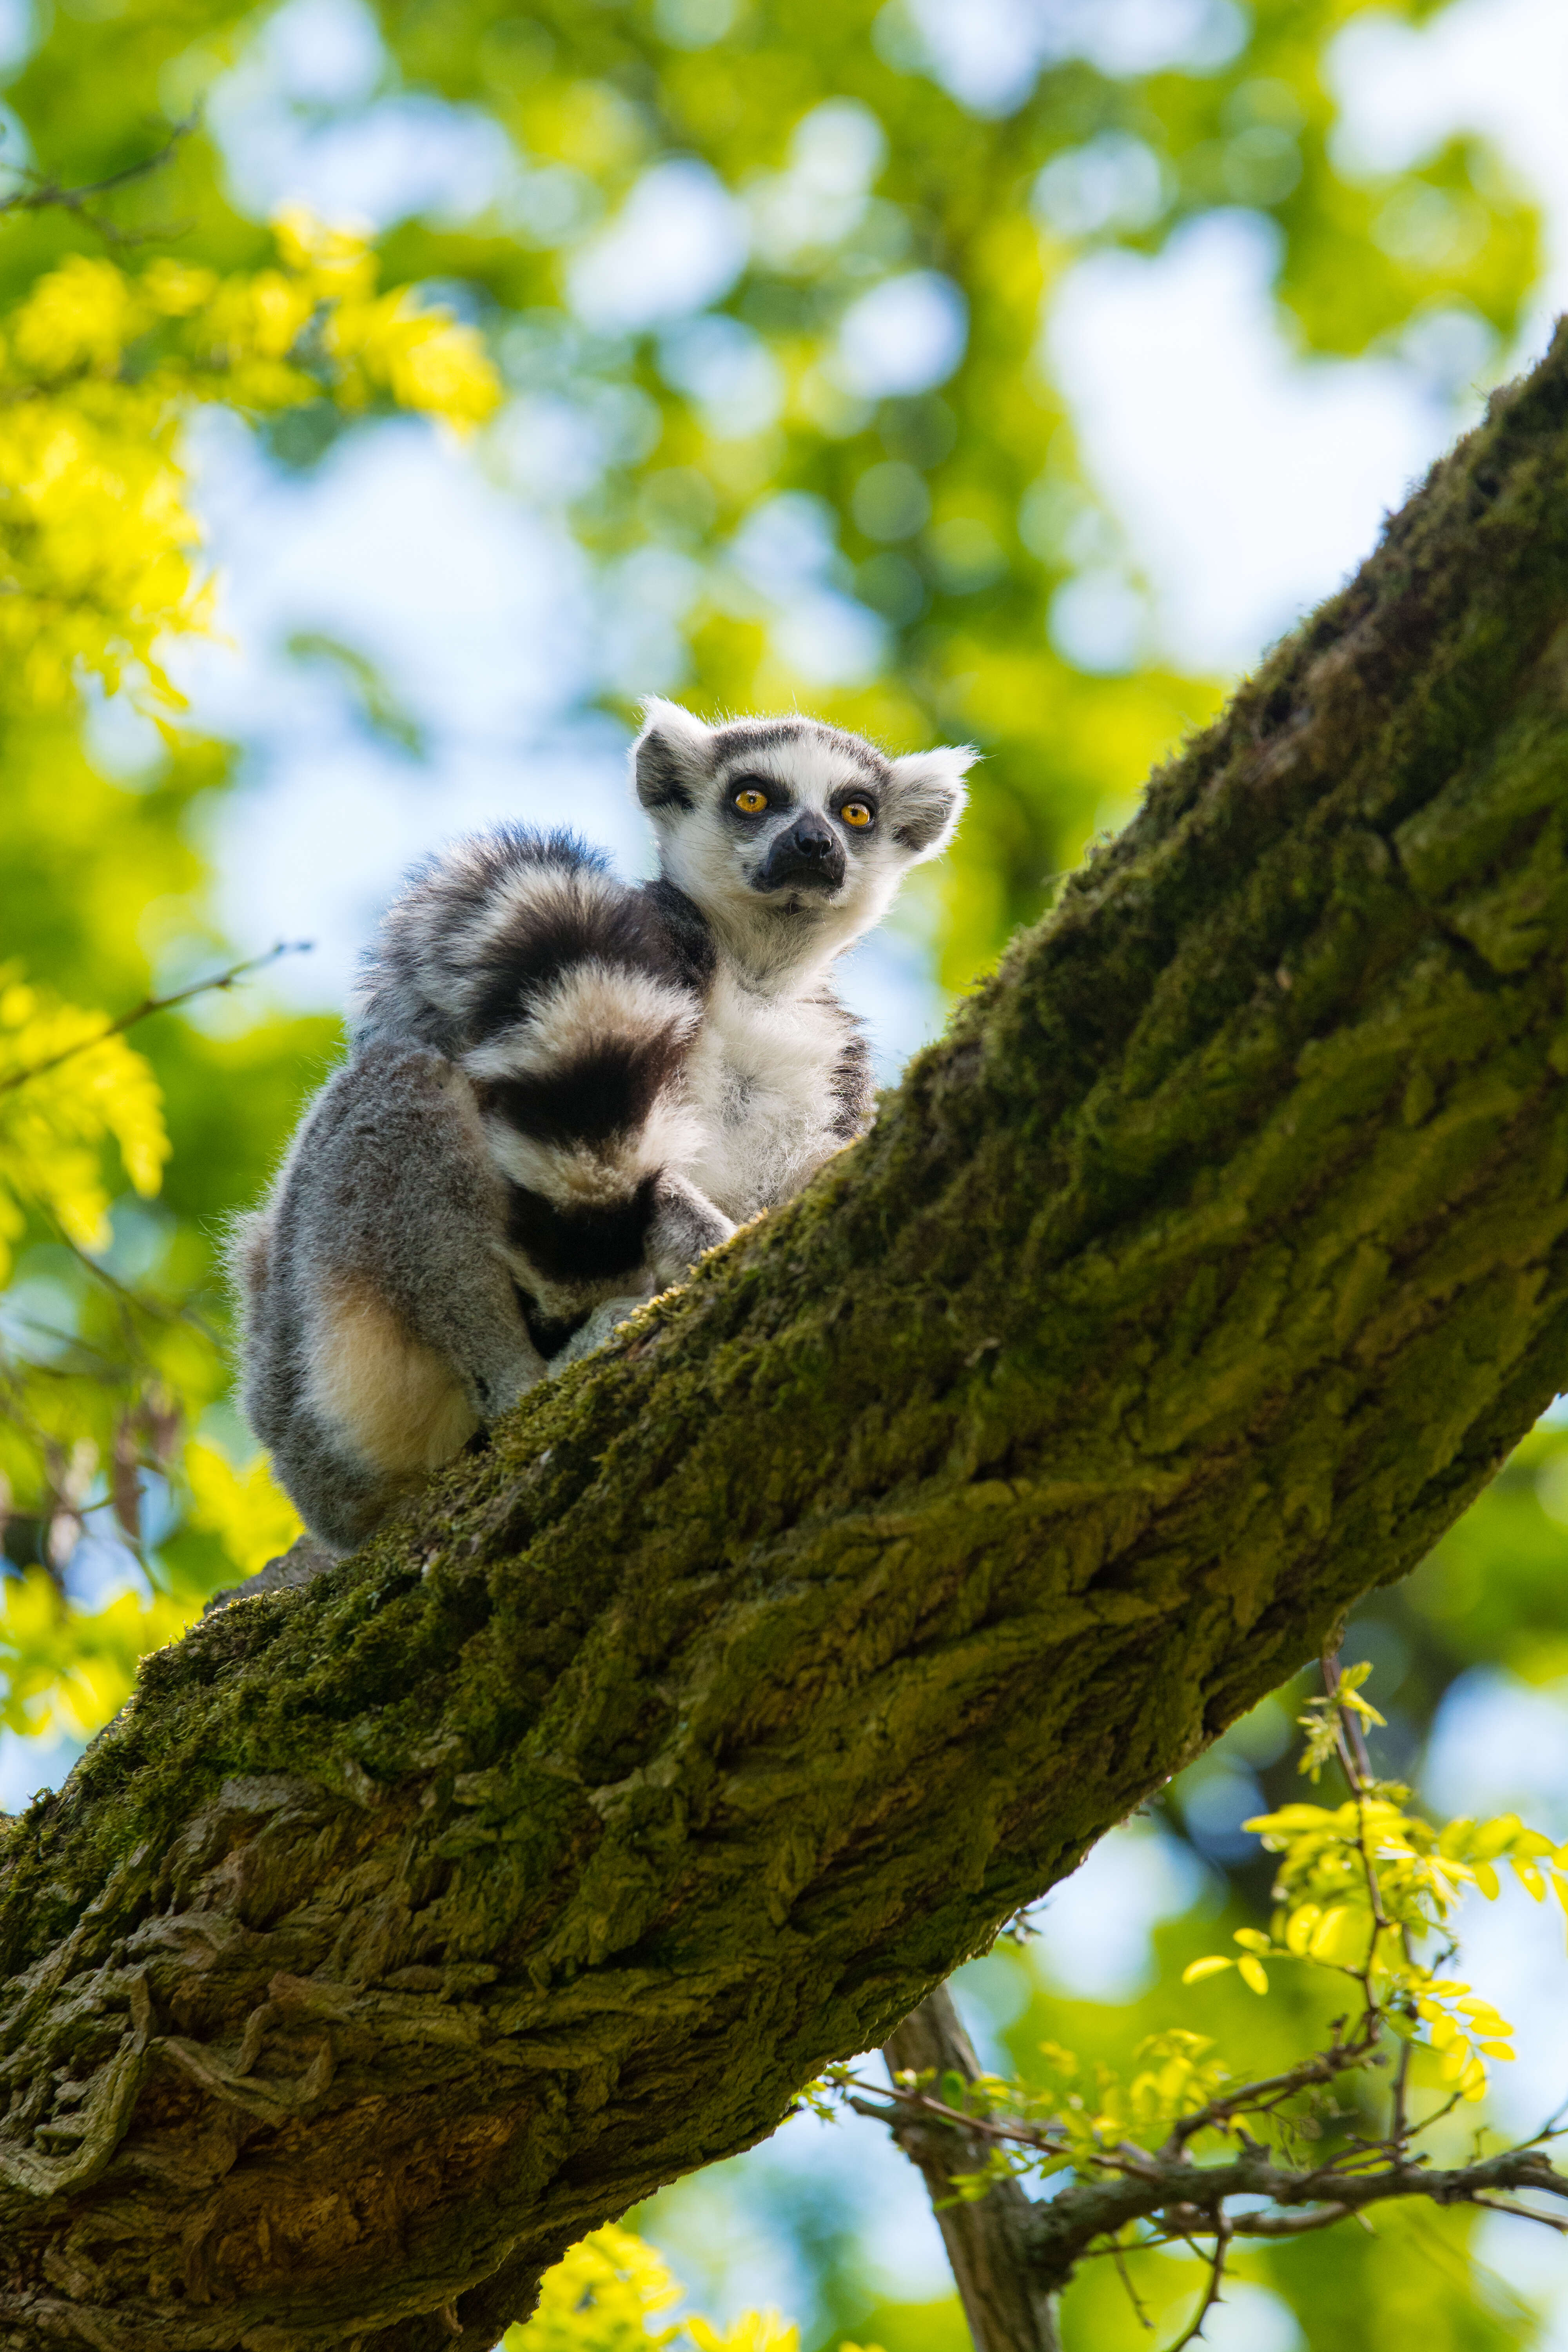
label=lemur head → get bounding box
[632,700,975,974]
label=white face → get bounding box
[632,701,975,973]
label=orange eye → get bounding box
[841,800,875,828]
[734,787,768,815]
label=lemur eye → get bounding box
[733,786,769,815]
[841,801,875,829]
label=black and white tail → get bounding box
[355,826,730,1345]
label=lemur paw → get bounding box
[650,1170,735,1284]
[548,1295,649,1373]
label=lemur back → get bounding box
[234,701,973,1551]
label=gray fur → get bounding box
[234,704,973,1549]
[233,1046,546,1551]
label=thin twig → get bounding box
[0,114,198,248]
[1321,1648,1373,1786]
[1320,1653,1393,1948]
[1165,2214,1229,2351]
[1526,2102,1568,2149]
[45,1221,220,1344]
[2,940,310,1094]
[1109,2233,1154,2330]
[1468,2196,1568,2231]
[1410,2087,1466,2142]
[1163,2016,1383,2155]
[847,2087,1067,2158]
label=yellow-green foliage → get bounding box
[0,1442,302,1744]
[1176,1667,1553,2105]
[0,215,494,1740]
[0,970,167,1279]
[501,2224,862,2352]
[366,0,1542,986]
[0,217,496,710]
[0,0,1548,1750]
[181,1439,303,1583]
[922,1668,1556,2172]
[0,1567,193,1744]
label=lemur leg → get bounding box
[235,1046,545,1550]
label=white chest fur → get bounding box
[679,969,851,1220]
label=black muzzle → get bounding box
[755,814,845,893]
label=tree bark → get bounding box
[4,330,1568,2350]
[881,1988,1060,2352]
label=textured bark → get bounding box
[881,1989,1060,2351]
[4,329,1568,2350]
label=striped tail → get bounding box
[356,827,730,1343]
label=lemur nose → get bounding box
[790,818,835,859]
[757,809,846,893]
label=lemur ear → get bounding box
[633,698,713,814]
[885,744,977,858]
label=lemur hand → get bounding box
[547,1295,650,1373]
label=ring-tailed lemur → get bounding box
[232,700,974,1551]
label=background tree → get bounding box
[2,1,1566,2346]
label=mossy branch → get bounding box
[5,329,1568,2350]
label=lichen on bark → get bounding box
[4,327,1568,2351]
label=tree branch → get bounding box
[5,329,1568,2348]
[1022,2142,1568,2289]
[880,1988,1060,2352]
[847,2037,1568,2313]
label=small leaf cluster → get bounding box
[1032,2029,1230,2169]
[1180,1664,1554,2106]
[501,2224,868,2352]
[0,216,498,711]
[0,969,167,1281]
[0,950,306,1748]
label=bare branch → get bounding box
[1165,2214,1229,2352]
[1025,2143,1568,2292]
[1,939,311,1095]
[1174,2205,1349,2243]
[0,114,198,247]
[845,2085,1065,2159]
[1467,2195,1568,2232]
